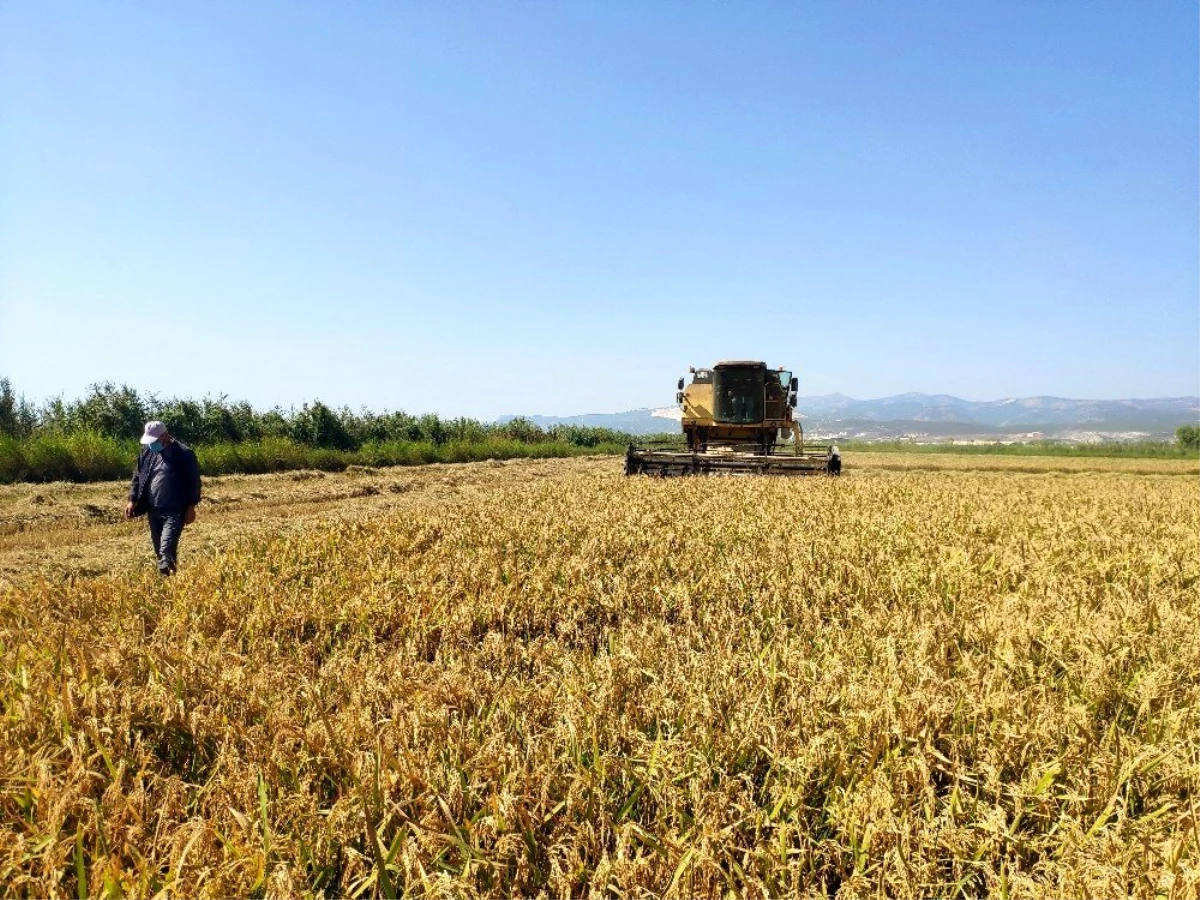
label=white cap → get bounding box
[140,421,168,445]
[830,445,840,455]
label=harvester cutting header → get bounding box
[625,360,840,477]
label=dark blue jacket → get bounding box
[128,440,202,516]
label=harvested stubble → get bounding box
[1,457,1198,898]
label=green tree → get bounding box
[1176,424,1200,450]
[291,401,355,450]
[67,382,148,439]
[154,398,205,443]
[496,417,546,444]
[417,412,449,445]
[0,378,17,436]
[0,378,36,437]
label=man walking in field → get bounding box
[124,421,202,576]
[827,445,842,475]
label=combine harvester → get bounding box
[625,360,840,477]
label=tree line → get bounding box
[0,378,642,483]
[0,378,632,449]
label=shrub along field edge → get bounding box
[0,433,629,484]
[2,431,1197,484]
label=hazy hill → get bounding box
[499,394,1200,441]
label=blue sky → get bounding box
[1,2,1196,419]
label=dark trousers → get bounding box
[148,509,185,575]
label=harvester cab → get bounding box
[625,360,839,477]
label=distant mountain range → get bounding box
[499,394,1200,442]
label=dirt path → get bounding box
[0,456,619,586]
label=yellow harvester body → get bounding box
[625,360,840,477]
[679,360,800,453]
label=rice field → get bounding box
[1,453,1197,898]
